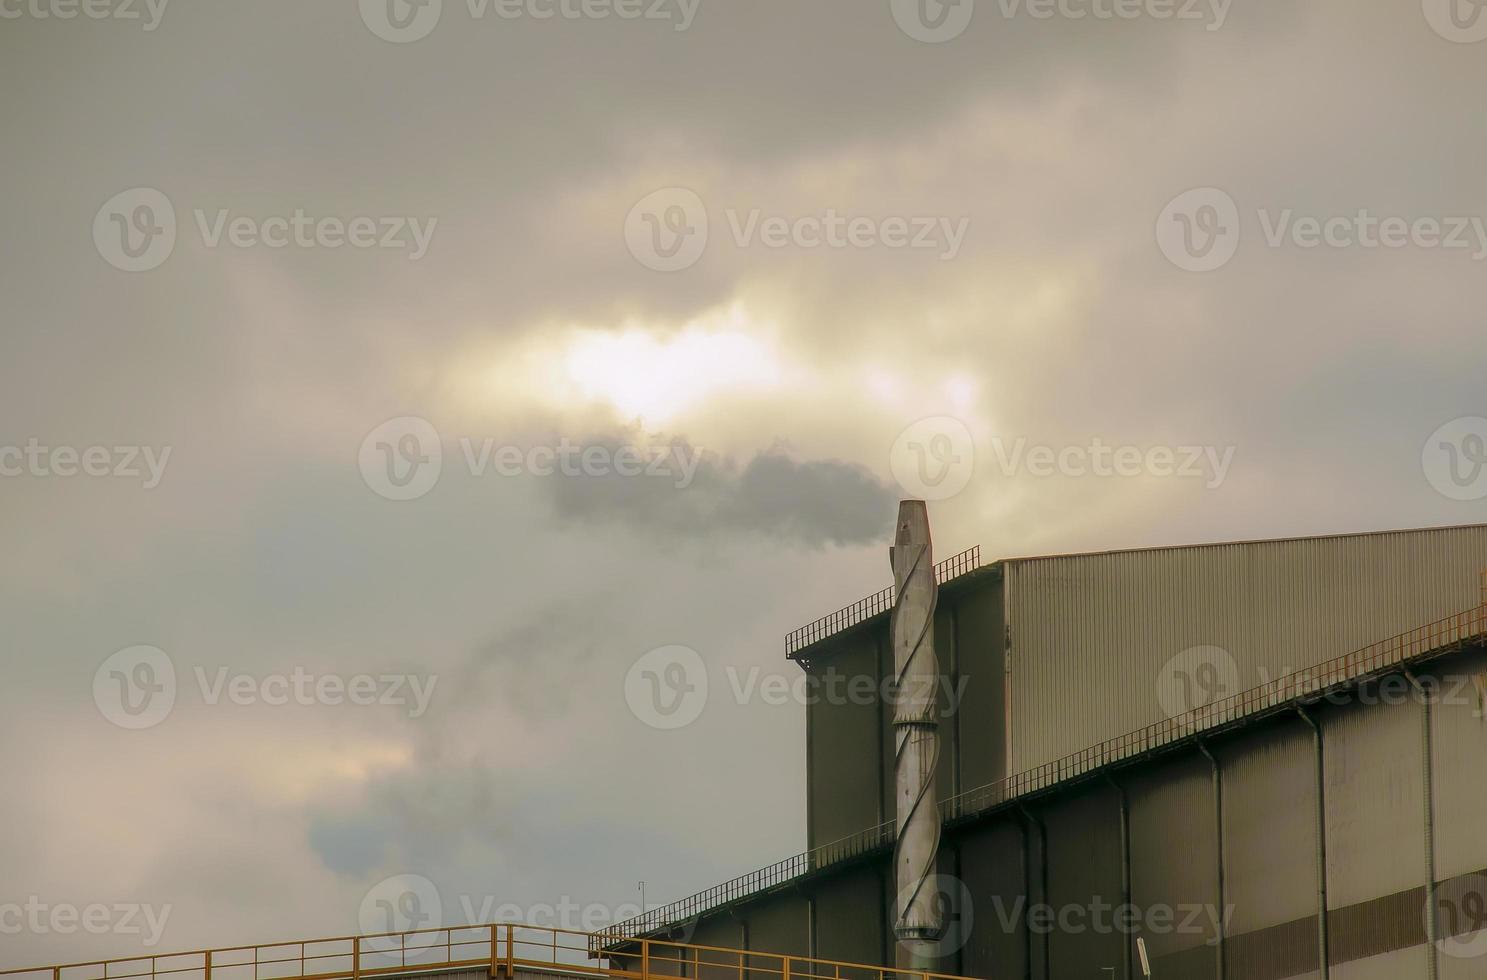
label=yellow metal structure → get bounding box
[0,924,979,980]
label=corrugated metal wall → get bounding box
[1039,783,1126,978]
[1004,526,1487,772]
[806,574,1004,851]
[811,865,885,967]
[1128,751,1220,979]
[1219,719,1322,980]
[808,629,881,848]
[954,817,1031,980]
[1429,648,1487,980]
[1323,695,1429,978]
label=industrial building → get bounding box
[9,518,1487,980]
[606,519,1487,980]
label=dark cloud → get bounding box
[544,438,896,547]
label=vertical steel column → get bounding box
[1406,670,1440,980]
[1197,742,1226,980]
[1106,775,1132,980]
[890,501,942,969]
[1019,804,1049,980]
[1297,709,1329,980]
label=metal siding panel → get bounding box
[1220,719,1320,935]
[1040,784,1126,978]
[744,894,810,959]
[952,580,1006,794]
[1428,647,1487,882]
[808,632,882,847]
[1330,945,1428,980]
[1128,751,1220,979]
[1322,698,1426,909]
[954,818,1029,980]
[811,866,886,967]
[934,601,958,801]
[1006,526,1487,771]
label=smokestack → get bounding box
[889,499,942,968]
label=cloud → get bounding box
[544,438,897,547]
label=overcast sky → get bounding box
[3,0,1487,967]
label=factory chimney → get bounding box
[889,500,943,968]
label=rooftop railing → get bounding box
[784,547,981,659]
[610,598,1487,944]
[0,922,975,980]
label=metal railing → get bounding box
[0,923,975,980]
[784,547,981,658]
[613,599,1487,943]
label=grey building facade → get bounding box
[618,525,1487,980]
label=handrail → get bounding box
[0,923,972,980]
[784,547,981,659]
[608,599,1487,943]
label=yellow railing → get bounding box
[0,924,976,980]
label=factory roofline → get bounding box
[786,520,1487,664]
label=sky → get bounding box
[3,0,1487,968]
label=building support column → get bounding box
[1297,708,1330,980]
[1197,741,1226,980]
[1106,774,1132,980]
[1406,669,1440,980]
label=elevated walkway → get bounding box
[0,924,976,980]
